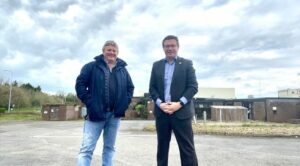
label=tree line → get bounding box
[0,81,80,109]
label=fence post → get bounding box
[219,109,222,122]
[203,111,207,124]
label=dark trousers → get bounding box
[155,113,198,166]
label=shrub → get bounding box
[0,107,6,113]
[135,104,148,119]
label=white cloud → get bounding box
[62,4,84,21]
[3,51,26,67]
[249,13,281,29]
[10,10,35,30]
[227,50,282,61]
[1,0,300,98]
[27,59,82,94]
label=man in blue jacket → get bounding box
[75,40,134,166]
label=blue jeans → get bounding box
[77,112,120,166]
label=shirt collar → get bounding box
[165,56,178,64]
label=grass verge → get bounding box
[0,107,41,121]
[143,121,300,137]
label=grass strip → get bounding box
[143,121,300,137]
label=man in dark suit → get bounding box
[149,35,198,166]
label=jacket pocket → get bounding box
[85,98,94,115]
[86,98,99,117]
[86,98,105,121]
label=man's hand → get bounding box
[159,103,173,114]
[167,102,182,114]
[159,102,182,115]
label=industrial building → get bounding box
[195,87,235,99]
[194,97,300,123]
[278,88,300,98]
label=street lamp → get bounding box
[3,70,12,113]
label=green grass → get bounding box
[143,121,300,137]
[12,107,41,112]
[0,107,6,113]
[0,107,42,121]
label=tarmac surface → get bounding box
[0,120,300,166]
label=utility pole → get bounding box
[3,70,13,113]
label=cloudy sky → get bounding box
[1,0,300,98]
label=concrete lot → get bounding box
[0,120,300,166]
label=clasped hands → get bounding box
[159,102,182,115]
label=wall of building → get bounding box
[41,104,81,121]
[211,106,247,122]
[145,97,300,123]
[147,101,155,120]
[195,87,235,99]
[246,98,300,123]
[252,102,266,121]
[278,89,300,98]
[124,97,139,119]
[266,99,300,123]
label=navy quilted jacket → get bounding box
[75,55,134,121]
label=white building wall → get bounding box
[195,87,235,99]
[278,89,300,98]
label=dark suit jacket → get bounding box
[149,57,198,119]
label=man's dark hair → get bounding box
[162,35,179,47]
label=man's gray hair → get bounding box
[102,40,119,53]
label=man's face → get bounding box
[163,39,179,59]
[103,45,118,63]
